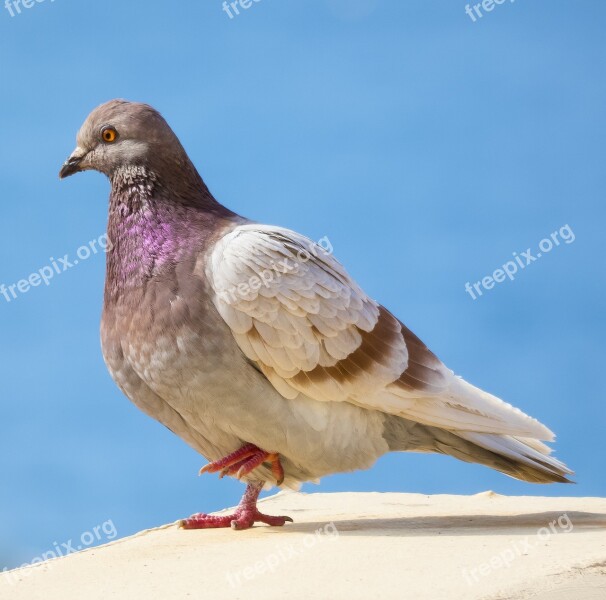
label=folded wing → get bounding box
[206,224,555,441]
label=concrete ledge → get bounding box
[3,491,606,600]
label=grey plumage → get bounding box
[60,99,572,501]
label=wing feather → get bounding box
[206,224,554,441]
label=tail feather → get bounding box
[454,431,574,484]
[384,416,574,484]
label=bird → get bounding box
[59,99,573,530]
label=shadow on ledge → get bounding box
[259,511,606,538]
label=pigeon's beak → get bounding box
[59,147,88,179]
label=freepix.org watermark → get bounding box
[2,519,118,587]
[464,224,575,301]
[225,521,339,588]
[4,0,55,18]
[0,233,111,304]
[461,513,573,586]
[221,0,262,20]
[217,235,333,305]
[465,0,517,23]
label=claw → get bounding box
[198,463,214,476]
[270,455,285,486]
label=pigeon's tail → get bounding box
[440,430,573,484]
[385,417,574,484]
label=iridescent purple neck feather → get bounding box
[104,159,241,306]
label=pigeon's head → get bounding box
[59,99,186,180]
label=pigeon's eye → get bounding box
[101,127,118,143]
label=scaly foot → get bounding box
[180,482,293,530]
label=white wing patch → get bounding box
[206,224,554,441]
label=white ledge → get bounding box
[3,491,606,600]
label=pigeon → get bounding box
[59,99,573,530]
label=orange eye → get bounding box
[101,127,118,143]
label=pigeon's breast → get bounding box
[101,255,390,484]
[101,254,248,410]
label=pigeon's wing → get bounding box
[206,224,553,440]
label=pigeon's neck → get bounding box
[104,165,239,304]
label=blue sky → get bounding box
[0,0,604,570]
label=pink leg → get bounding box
[180,482,293,530]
